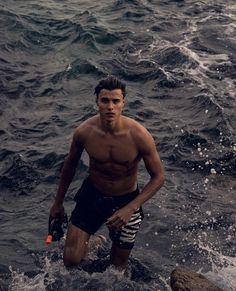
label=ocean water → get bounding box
[0,0,236,290]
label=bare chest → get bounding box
[85,134,138,165]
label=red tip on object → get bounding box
[45,235,53,245]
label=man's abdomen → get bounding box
[89,165,138,196]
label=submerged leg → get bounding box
[63,223,90,268]
[110,242,132,271]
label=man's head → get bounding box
[94,76,126,124]
[94,76,126,101]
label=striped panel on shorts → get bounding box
[109,208,144,250]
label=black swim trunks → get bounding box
[70,177,144,250]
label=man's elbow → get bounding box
[64,155,78,169]
[153,171,165,189]
[158,173,165,188]
[161,174,165,187]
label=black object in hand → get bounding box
[46,213,68,244]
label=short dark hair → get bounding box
[94,76,126,98]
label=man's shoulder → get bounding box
[77,115,99,129]
[124,117,154,151]
[74,116,99,139]
[123,116,149,136]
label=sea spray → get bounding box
[197,241,236,291]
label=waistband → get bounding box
[84,176,139,202]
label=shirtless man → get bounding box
[50,76,165,270]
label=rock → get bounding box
[170,267,223,291]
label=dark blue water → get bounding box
[0,0,236,290]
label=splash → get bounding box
[8,256,61,291]
[7,247,167,291]
[197,241,236,291]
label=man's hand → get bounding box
[106,205,135,230]
[50,201,65,220]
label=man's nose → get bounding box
[108,101,114,109]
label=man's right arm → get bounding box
[50,129,84,217]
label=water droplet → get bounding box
[66,64,72,71]
[210,168,217,174]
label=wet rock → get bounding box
[170,267,223,291]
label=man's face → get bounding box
[96,89,125,122]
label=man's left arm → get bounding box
[127,129,165,211]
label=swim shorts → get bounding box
[70,177,144,250]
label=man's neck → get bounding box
[100,116,123,134]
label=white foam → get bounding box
[8,257,62,291]
[134,3,236,101]
[197,242,236,291]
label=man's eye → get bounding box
[113,100,120,104]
